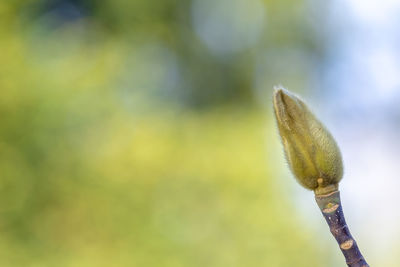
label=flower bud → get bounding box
[273,87,343,193]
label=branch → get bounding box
[315,191,369,267]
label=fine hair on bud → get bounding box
[272,87,343,192]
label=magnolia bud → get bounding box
[272,87,343,194]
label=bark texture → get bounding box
[315,191,369,267]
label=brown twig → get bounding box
[315,191,369,267]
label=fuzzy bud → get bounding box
[273,87,343,194]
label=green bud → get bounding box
[272,87,343,194]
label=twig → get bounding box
[315,190,369,267]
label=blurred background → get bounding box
[1,0,399,266]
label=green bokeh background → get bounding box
[0,1,344,266]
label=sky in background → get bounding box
[287,0,400,265]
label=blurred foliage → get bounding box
[15,0,320,108]
[0,1,335,266]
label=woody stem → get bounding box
[315,191,369,267]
